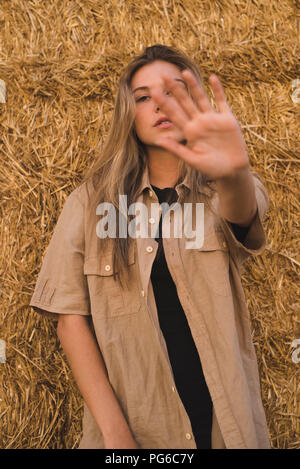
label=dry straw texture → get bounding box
[0,0,299,449]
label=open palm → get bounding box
[152,70,250,181]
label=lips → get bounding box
[154,116,172,126]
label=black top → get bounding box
[149,184,250,449]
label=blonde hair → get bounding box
[79,44,215,288]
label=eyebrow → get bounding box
[132,78,187,94]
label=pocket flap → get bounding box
[197,230,228,252]
[84,245,135,276]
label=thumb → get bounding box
[156,138,200,168]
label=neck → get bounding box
[146,146,180,189]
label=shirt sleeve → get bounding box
[217,170,270,270]
[29,188,90,321]
[228,222,250,245]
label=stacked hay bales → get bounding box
[0,0,299,449]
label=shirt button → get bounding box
[105,264,111,271]
[141,290,145,297]
[149,190,153,198]
[185,433,192,440]
[171,386,176,392]
[146,246,153,253]
[149,218,155,224]
[222,241,227,248]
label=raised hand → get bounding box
[152,70,250,181]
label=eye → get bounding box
[136,95,149,102]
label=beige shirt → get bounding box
[29,164,271,449]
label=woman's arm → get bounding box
[215,167,258,227]
[150,71,259,228]
[56,314,139,449]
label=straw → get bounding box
[0,0,299,449]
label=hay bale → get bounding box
[0,0,299,449]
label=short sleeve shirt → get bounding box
[29,165,271,449]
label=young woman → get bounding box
[29,44,271,449]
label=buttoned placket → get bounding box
[135,187,197,448]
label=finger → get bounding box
[156,137,202,167]
[152,89,188,130]
[162,74,199,119]
[181,69,213,113]
[209,74,231,114]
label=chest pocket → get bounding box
[195,230,231,297]
[84,245,141,318]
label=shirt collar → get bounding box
[136,163,212,197]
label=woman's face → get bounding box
[131,60,187,148]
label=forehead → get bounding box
[131,60,182,90]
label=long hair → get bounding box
[79,44,215,289]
